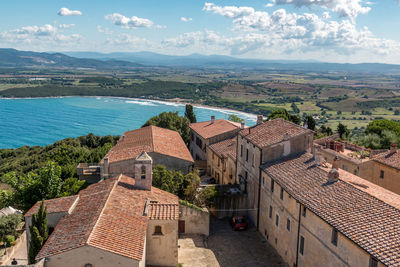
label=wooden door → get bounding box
[178,220,185,233]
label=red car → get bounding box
[231,216,248,231]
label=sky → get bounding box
[0,0,400,63]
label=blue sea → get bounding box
[0,97,256,149]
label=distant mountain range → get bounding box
[1,48,400,73]
[0,48,142,70]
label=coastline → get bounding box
[0,95,258,120]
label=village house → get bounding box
[315,135,400,194]
[189,116,242,162]
[78,125,194,183]
[207,137,237,184]
[259,151,400,267]
[236,117,313,225]
[25,152,180,267]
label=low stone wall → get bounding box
[179,205,210,236]
[210,194,249,219]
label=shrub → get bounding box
[4,235,15,246]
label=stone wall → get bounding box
[179,205,210,236]
[146,220,178,267]
[148,152,193,174]
[210,193,249,220]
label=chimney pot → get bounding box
[211,115,215,124]
[328,168,339,183]
[390,143,397,153]
[283,133,290,141]
[240,121,245,129]
[257,115,263,125]
[332,155,340,170]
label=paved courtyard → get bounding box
[178,217,288,267]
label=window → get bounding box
[241,145,243,157]
[286,219,290,231]
[280,188,284,200]
[246,149,249,162]
[331,228,338,246]
[302,206,307,217]
[141,165,146,179]
[275,214,279,226]
[300,236,305,255]
[271,180,275,192]
[269,206,273,219]
[196,137,202,148]
[252,154,255,167]
[369,257,378,267]
[154,225,163,235]
[380,170,384,179]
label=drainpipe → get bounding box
[295,203,302,267]
[256,148,263,230]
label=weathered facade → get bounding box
[207,137,237,184]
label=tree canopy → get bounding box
[267,109,301,125]
[185,104,197,123]
[228,114,243,123]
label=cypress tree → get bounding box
[28,201,48,264]
[185,104,197,123]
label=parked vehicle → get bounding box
[231,215,248,231]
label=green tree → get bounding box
[184,104,197,123]
[142,112,191,145]
[291,102,300,113]
[337,122,350,139]
[304,115,316,130]
[28,226,43,264]
[228,114,243,123]
[267,109,301,125]
[28,201,48,264]
[365,119,400,136]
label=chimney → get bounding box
[103,157,109,179]
[390,143,397,153]
[283,133,290,141]
[211,115,215,124]
[328,168,339,183]
[257,115,263,125]
[240,121,245,129]
[332,155,340,170]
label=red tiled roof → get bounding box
[190,119,241,139]
[372,150,400,170]
[240,119,311,148]
[148,203,179,220]
[36,174,178,261]
[103,125,193,164]
[262,152,400,266]
[208,137,237,161]
[25,195,78,217]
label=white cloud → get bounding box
[271,0,371,19]
[180,17,193,22]
[97,25,113,34]
[0,24,83,50]
[58,24,75,29]
[203,3,254,18]
[105,13,154,28]
[58,7,82,16]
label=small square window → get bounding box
[331,228,338,246]
[246,149,249,162]
[153,225,163,235]
[380,170,384,179]
[286,219,291,231]
[269,206,273,219]
[300,236,305,255]
[275,214,279,226]
[280,188,284,200]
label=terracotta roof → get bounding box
[36,174,178,261]
[372,150,400,170]
[148,203,179,220]
[103,125,193,164]
[25,195,78,217]
[261,152,400,266]
[189,119,241,139]
[239,119,311,148]
[208,137,237,161]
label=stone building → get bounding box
[25,152,180,267]
[189,116,242,162]
[259,152,400,267]
[315,135,400,195]
[78,125,194,183]
[236,117,313,226]
[207,137,237,184]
